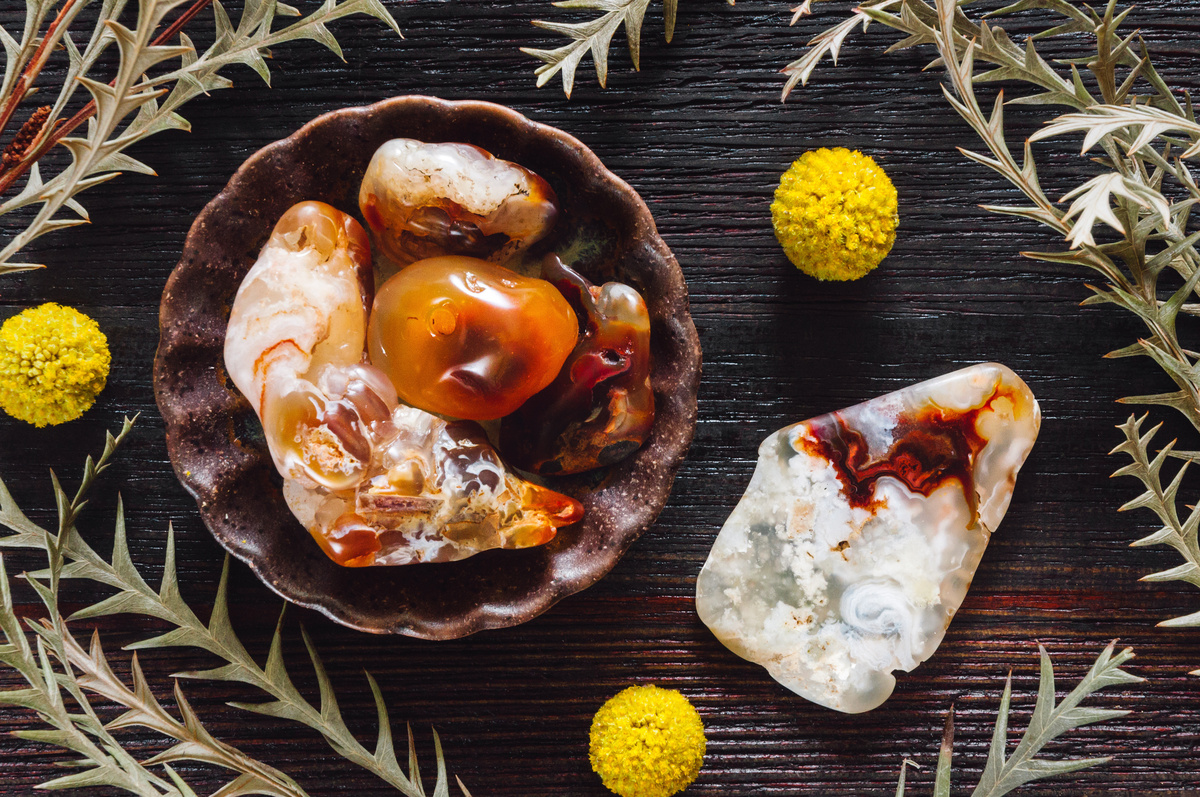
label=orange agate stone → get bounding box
[499,255,654,475]
[367,256,578,420]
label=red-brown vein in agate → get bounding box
[797,385,1022,521]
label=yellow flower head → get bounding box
[771,147,898,281]
[0,303,110,427]
[589,685,705,797]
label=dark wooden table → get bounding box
[3,1,1200,794]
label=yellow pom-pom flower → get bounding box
[589,685,706,797]
[771,147,898,281]
[0,303,110,427]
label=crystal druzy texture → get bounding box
[695,363,1041,713]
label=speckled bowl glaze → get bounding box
[154,96,701,638]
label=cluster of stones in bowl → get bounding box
[222,140,655,567]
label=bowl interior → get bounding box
[155,97,700,638]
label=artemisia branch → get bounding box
[0,0,214,196]
[0,0,83,143]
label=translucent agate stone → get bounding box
[223,201,377,491]
[499,255,655,474]
[284,405,583,567]
[695,363,1041,713]
[358,139,558,269]
[368,255,578,421]
[225,203,583,568]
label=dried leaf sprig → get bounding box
[523,0,691,98]
[0,556,219,795]
[0,420,304,795]
[0,419,472,796]
[1110,415,1200,637]
[788,0,1200,626]
[0,0,400,276]
[896,642,1141,797]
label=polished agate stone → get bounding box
[695,363,1041,713]
[284,404,583,567]
[359,139,558,269]
[368,255,578,420]
[223,201,376,491]
[225,204,582,568]
[500,255,654,474]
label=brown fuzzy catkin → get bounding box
[1,105,51,171]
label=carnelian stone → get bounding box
[368,256,578,420]
[500,255,654,474]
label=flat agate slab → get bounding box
[695,363,1040,713]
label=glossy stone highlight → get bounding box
[695,363,1040,713]
[284,405,583,567]
[158,96,701,636]
[224,205,583,569]
[368,255,579,420]
[223,201,375,491]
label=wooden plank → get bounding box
[2,0,1200,793]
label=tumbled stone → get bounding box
[695,363,1040,713]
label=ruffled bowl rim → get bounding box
[154,96,701,638]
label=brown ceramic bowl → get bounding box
[154,97,701,638]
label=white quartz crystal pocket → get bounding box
[695,363,1040,713]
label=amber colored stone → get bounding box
[500,255,655,474]
[269,201,372,292]
[358,139,558,269]
[321,513,384,567]
[283,408,584,567]
[368,256,578,420]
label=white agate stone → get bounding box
[358,139,558,272]
[695,363,1041,713]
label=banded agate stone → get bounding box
[358,139,558,270]
[695,363,1040,713]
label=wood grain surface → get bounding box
[3,0,1200,794]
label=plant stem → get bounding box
[57,629,311,797]
[0,0,214,197]
[155,0,215,43]
[925,0,1200,428]
[0,0,83,143]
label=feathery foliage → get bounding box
[788,0,1200,627]
[895,642,1141,796]
[0,418,472,796]
[1110,415,1200,637]
[523,0,692,98]
[0,0,400,276]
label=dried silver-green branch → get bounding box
[896,642,1141,796]
[0,0,400,276]
[0,559,192,795]
[788,0,1200,626]
[0,419,472,796]
[0,420,303,795]
[522,0,687,98]
[1110,415,1200,638]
